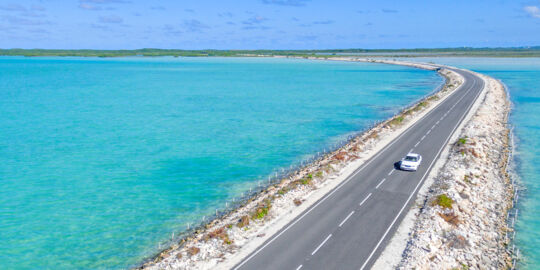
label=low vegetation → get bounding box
[438,212,460,225]
[187,246,200,256]
[389,116,404,126]
[433,194,454,209]
[4,47,540,58]
[237,215,250,228]
[252,199,272,220]
[206,227,233,245]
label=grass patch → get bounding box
[389,116,404,126]
[457,137,467,146]
[412,101,428,112]
[207,227,233,244]
[301,177,312,185]
[252,199,272,220]
[277,187,289,195]
[432,194,454,209]
[315,171,323,178]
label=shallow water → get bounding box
[0,56,443,269]
[408,57,540,269]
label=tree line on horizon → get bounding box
[1,47,539,57]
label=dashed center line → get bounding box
[414,141,420,147]
[436,120,440,124]
[359,193,372,206]
[296,265,303,270]
[421,135,426,141]
[375,178,386,189]
[388,169,395,176]
[339,211,355,227]
[311,234,332,256]
[426,130,431,135]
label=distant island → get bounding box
[1,47,540,58]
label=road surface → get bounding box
[234,67,484,270]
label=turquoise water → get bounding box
[0,57,442,269]
[408,57,540,269]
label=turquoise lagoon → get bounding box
[0,57,443,269]
[408,57,540,269]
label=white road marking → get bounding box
[296,265,303,270]
[414,141,420,147]
[421,135,426,141]
[440,116,444,121]
[359,74,484,270]
[387,169,395,176]
[339,211,355,227]
[312,234,332,256]
[436,120,440,124]
[409,148,413,153]
[375,178,386,189]
[359,193,372,206]
[426,129,431,135]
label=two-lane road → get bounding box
[234,67,484,270]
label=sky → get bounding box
[1,0,540,49]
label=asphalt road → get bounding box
[234,67,484,270]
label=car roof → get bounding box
[406,153,420,157]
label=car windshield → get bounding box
[404,156,418,162]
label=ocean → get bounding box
[408,57,540,269]
[0,56,442,269]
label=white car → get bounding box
[400,153,422,171]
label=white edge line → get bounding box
[339,211,355,227]
[358,73,484,270]
[311,234,332,256]
[375,178,386,189]
[359,193,372,206]
[233,68,470,270]
[296,265,303,270]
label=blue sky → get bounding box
[1,0,540,49]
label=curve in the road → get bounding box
[234,66,485,270]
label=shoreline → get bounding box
[137,59,513,270]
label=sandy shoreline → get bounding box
[137,59,512,270]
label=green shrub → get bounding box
[433,194,454,209]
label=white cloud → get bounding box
[524,6,540,18]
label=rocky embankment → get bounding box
[137,61,466,270]
[389,74,513,269]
